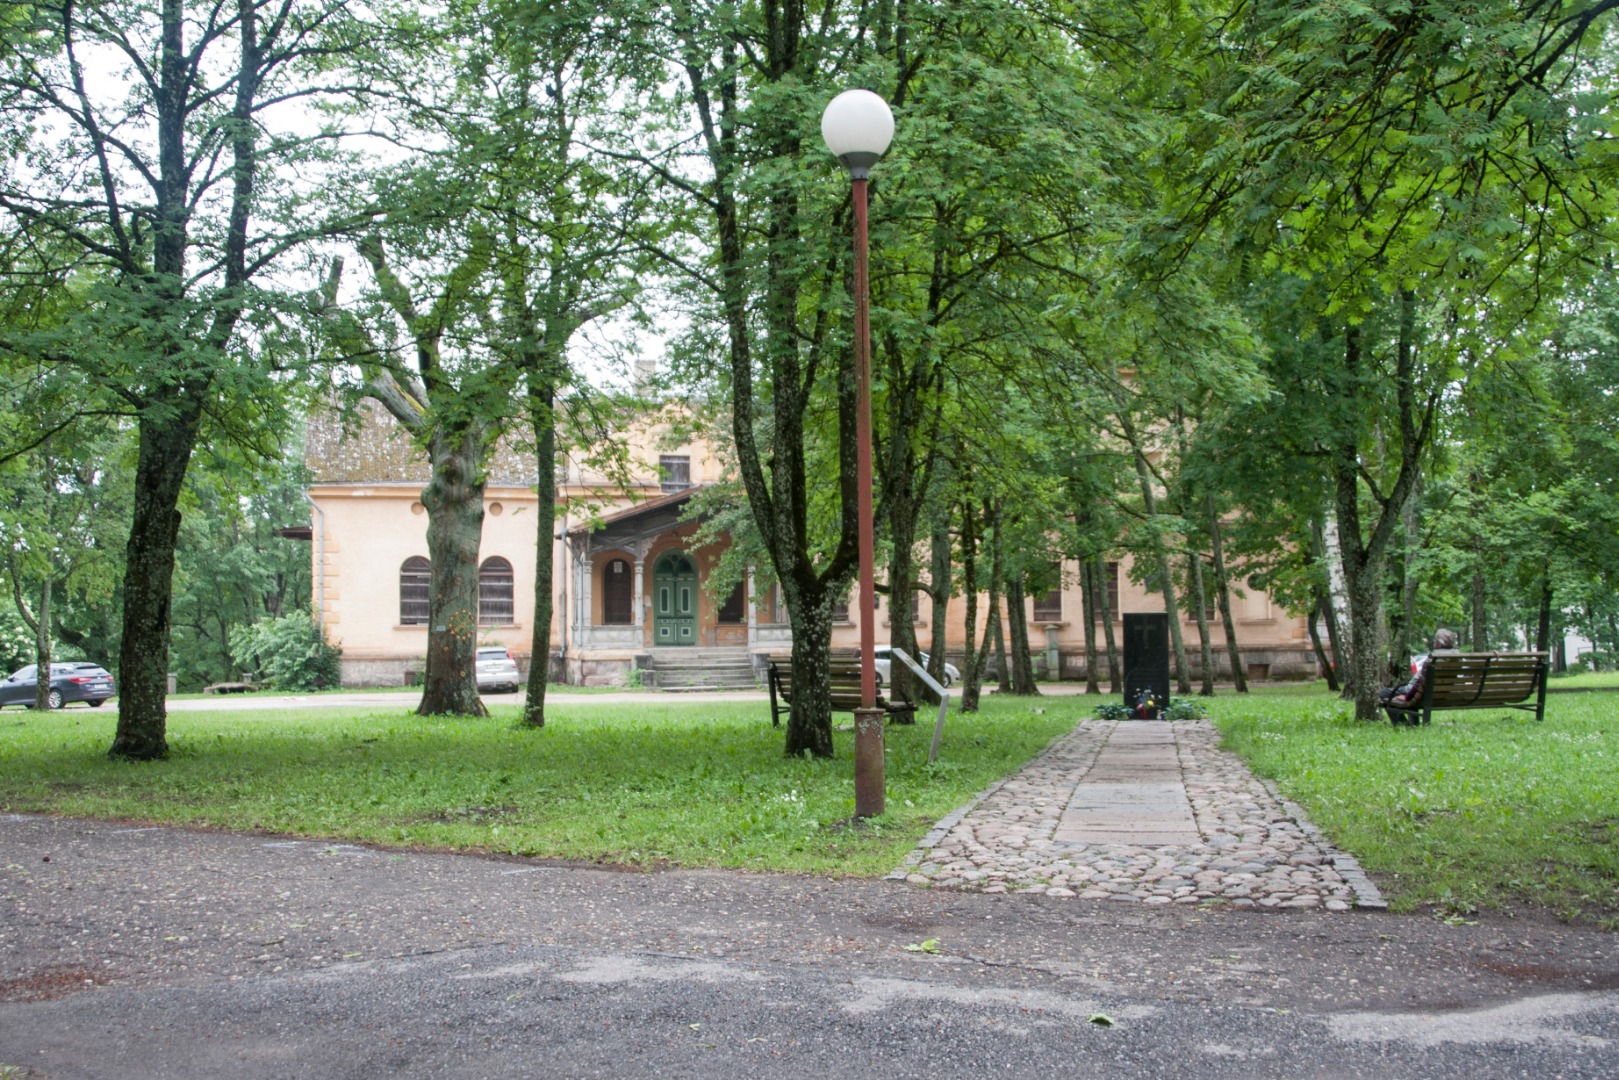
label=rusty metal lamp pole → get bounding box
[822,88,894,819]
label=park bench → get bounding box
[766,657,916,727]
[1383,651,1549,726]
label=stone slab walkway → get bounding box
[892,718,1386,912]
[1054,723,1200,846]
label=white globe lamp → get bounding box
[821,89,895,178]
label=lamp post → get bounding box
[822,88,894,819]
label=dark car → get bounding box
[0,662,117,710]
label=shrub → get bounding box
[231,613,341,691]
[1162,696,1209,720]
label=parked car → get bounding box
[871,645,960,687]
[475,646,521,693]
[0,662,116,710]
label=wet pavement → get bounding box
[3,813,1616,1079]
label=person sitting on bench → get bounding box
[1380,627,1459,709]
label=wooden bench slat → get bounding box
[1437,683,1534,702]
[1431,683,1537,698]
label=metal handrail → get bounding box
[889,648,952,763]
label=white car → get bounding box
[476,646,521,693]
[871,645,959,687]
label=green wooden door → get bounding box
[654,552,698,646]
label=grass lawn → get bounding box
[0,694,1080,877]
[1546,669,1619,691]
[1211,683,1619,925]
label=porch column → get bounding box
[574,545,588,648]
[581,550,594,647]
[633,556,646,640]
[557,525,569,659]
[746,565,757,647]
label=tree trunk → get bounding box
[991,599,1010,693]
[886,475,922,720]
[878,318,945,711]
[1080,560,1100,695]
[681,19,855,760]
[1341,544,1388,719]
[1095,556,1121,693]
[1207,499,1247,693]
[1006,574,1040,695]
[1535,575,1553,654]
[959,500,982,712]
[1392,474,1423,680]
[1164,570,1191,694]
[111,404,203,760]
[1332,337,1406,723]
[522,381,558,728]
[417,427,488,717]
[984,505,1010,692]
[782,584,836,758]
[1470,559,1488,650]
[1188,551,1215,696]
[32,575,52,711]
[1311,515,1350,695]
[1334,293,1424,709]
[1332,321,1404,721]
[926,505,951,694]
[1309,602,1339,690]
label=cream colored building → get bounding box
[303,406,1315,688]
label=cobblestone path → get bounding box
[892,718,1386,911]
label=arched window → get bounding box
[478,557,515,625]
[602,558,633,625]
[400,557,431,625]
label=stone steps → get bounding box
[642,650,760,690]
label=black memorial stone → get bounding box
[1123,612,1171,717]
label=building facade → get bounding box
[303,407,1317,688]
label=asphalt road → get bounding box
[2,814,1616,1078]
